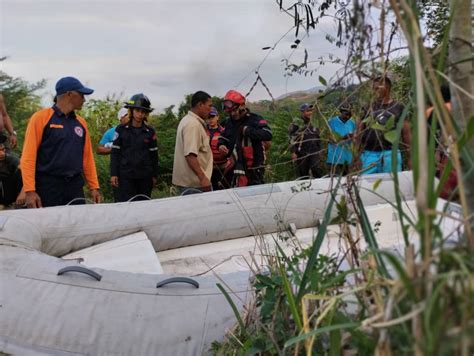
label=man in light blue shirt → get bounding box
[326,105,355,175]
[96,107,129,155]
[96,107,129,202]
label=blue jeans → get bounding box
[361,150,402,175]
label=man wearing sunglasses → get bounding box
[21,76,101,208]
[218,90,272,187]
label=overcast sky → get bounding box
[1,0,347,110]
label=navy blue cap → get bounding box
[55,76,94,96]
[299,103,314,112]
[209,106,218,117]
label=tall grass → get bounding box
[212,1,473,354]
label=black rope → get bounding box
[244,72,276,104]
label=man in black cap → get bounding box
[0,135,24,208]
[288,103,322,179]
[21,76,101,208]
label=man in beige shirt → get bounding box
[172,91,213,194]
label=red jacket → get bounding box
[207,125,227,165]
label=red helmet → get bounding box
[224,90,245,105]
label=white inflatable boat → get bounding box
[1,172,447,355]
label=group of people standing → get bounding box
[171,89,272,195]
[289,76,411,179]
[0,73,429,209]
[95,89,273,200]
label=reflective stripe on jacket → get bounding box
[110,122,159,179]
[21,106,99,192]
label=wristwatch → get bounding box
[11,130,17,136]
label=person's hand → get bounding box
[110,176,119,187]
[218,145,229,155]
[25,191,42,209]
[200,176,212,192]
[15,189,26,207]
[9,134,17,149]
[291,152,298,162]
[152,177,158,187]
[90,189,102,204]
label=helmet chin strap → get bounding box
[230,105,246,120]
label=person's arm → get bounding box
[77,117,101,203]
[96,128,115,155]
[149,129,159,185]
[242,118,273,141]
[402,119,412,168]
[326,119,338,144]
[217,125,231,155]
[287,124,300,162]
[7,156,26,206]
[21,109,53,209]
[110,127,122,188]
[185,154,211,191]
[15,187,26,207]
[182,123,211,191]
[96,145,112,155]
[350,118,365,171]
[0,94,17,148]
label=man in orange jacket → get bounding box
[21,76,101,208]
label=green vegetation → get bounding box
[0,0,472,352]
[0,51,416,203]
[0,70,44,155]
[210,0,473,355]
[1,68,374,201]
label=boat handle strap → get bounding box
[57,266,102,281]
[156,277,199,289]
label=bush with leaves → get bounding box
[0,70,45,155]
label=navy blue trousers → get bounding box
[36,174,85,207]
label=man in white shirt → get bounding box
[172,91,213,195]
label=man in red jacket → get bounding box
[206,106,228,189]
[218,90,273,187]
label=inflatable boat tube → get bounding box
[0,173,416,355]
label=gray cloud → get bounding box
[1,0,346,110]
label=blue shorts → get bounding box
[361,150,402,175]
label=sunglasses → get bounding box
[222,100,239,112]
